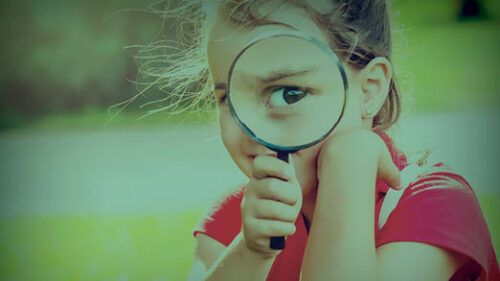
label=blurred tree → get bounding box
[457,0,486,20]
[0,0,161,125]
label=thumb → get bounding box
[378,148,401,190]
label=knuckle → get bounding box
[252,159,266,179]
[266,179,280,199]
[281,212,294,223]
[262,178,274,193]
[253,155,264,167]
[254,155,271,169]
[273,203,295,222]
[287,205,299,221]
[294,195,303,210]
[262,179,281,199]
[279,164,293,180]
[271,180,296,204]
[294,185,302,203]
[268,222,283,235]
[243,217,258,233]
[269,221,295,236]
[264,202,279,218]
[289,186,300,204]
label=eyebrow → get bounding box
[257,67,318,83]
[215,67,318,92]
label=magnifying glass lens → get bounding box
[228,35,346,148]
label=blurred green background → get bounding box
[0,0,499,280]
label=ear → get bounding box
[360,57,392,119]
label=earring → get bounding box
[364,107,374,117]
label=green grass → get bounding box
[1,195,498,281]
[0,211,204,281]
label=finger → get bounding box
[378,146,401,190]
[255,178,299,205]
[253,155,294,181]
[253,199,298,222]
[248,218,296,237]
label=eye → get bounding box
[267,86,309,108]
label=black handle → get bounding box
[270,151,289,250]
[277,151,289,162]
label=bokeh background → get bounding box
[0,0,499,280]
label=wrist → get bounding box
[319,132,377,178]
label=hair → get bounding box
[120,0,401,131]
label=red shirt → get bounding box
[193,132,500,281]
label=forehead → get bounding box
[206,3,331,89]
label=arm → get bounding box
[377,241,468,280]
[189,232,276,281]
[301,130,380,280]
[189,155,301,281]
[187,233,225,281]
[300,130,467,281]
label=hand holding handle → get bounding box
[269,151,289,250]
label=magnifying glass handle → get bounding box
[277,151,289,162]
[270,151,289,250]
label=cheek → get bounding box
[219,108,240,155]
[218,108,252,177]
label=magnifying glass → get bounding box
[227,32,348,250]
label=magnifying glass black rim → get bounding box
[226,31,349,153]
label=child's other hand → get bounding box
[317,128,401,191]
[241,155,302,258]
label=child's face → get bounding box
[206,3,367,196]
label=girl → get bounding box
[138,0,499,280]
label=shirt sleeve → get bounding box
[192,187,244,246]
[376,163,498,281]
